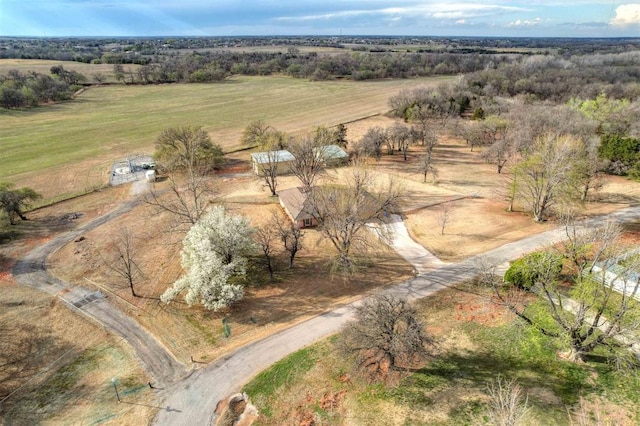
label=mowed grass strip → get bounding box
[0,75,449,200]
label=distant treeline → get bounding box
[2,36,640,110]
[0,66,84,108]
[110,50,511,84]
[2,36,639,63]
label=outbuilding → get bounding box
[250,150,295,176]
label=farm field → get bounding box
[0,74,451,202]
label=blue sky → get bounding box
[1,1,639,37]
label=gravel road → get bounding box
[12,199,187,386]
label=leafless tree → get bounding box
[254,225,278,283]
[484,220,640,363]
[419,150,438,184]
[456,120,487,152]
[308,163,403,271]
[436,204,452,235]
[255,150,280,196]
[104,226,145,297]
[272,211,304,268]
[144,173,216,227]
[339,294,434,382]
[482,138,513,174]
[354,126,387,160]
[287,135,327,193]
[485,375,530,426]
[388,122,412,160]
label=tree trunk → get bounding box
[563,347,586,363]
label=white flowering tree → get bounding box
[161,206,255,311]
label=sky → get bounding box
[1,1,639,38]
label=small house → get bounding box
[250,150,295,176]
[278,187,317,228]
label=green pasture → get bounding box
[0,75,449,201]
[0,59,138,82]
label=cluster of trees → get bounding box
[489,220,640,364]
[0,67,82,109]
[463,52,640,103]
[158,206,307,310]
[144,125,307,310]
[4,36,636,64]
[388,75,638,220]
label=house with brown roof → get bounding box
[277,187,317,228]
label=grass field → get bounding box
[0,74,450,201]
[0,58,139,82]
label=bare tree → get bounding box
[388,122,412,160]
[354,126,387,160]
[339,294,434,382]
[485,376,530,426]
[456,120,487,152]
[255,150,280,196]
[436,204,452,235]
[482,138,513,174]
[272,211,304,268]
[104,227,145,297]
[309,163,403,271]
[254,225,278,283]
[144,173,215,227]
[411,120,439,183]
[485,221,640,363]
[287,135,327,193]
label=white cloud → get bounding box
[506,17,542,27]
[610,4,640,26]
[275,3,529,23]
[456,19,467,24]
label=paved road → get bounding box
[12,199,187,386]
[154,206,640,425]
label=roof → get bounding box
[251,150,295,164]
[314,144,349,160]
[278,187,314,221]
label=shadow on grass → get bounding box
[0,227,22,245]
[412,340,595,408]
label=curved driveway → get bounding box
[12,199,187,386]
[154,206,640,425]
